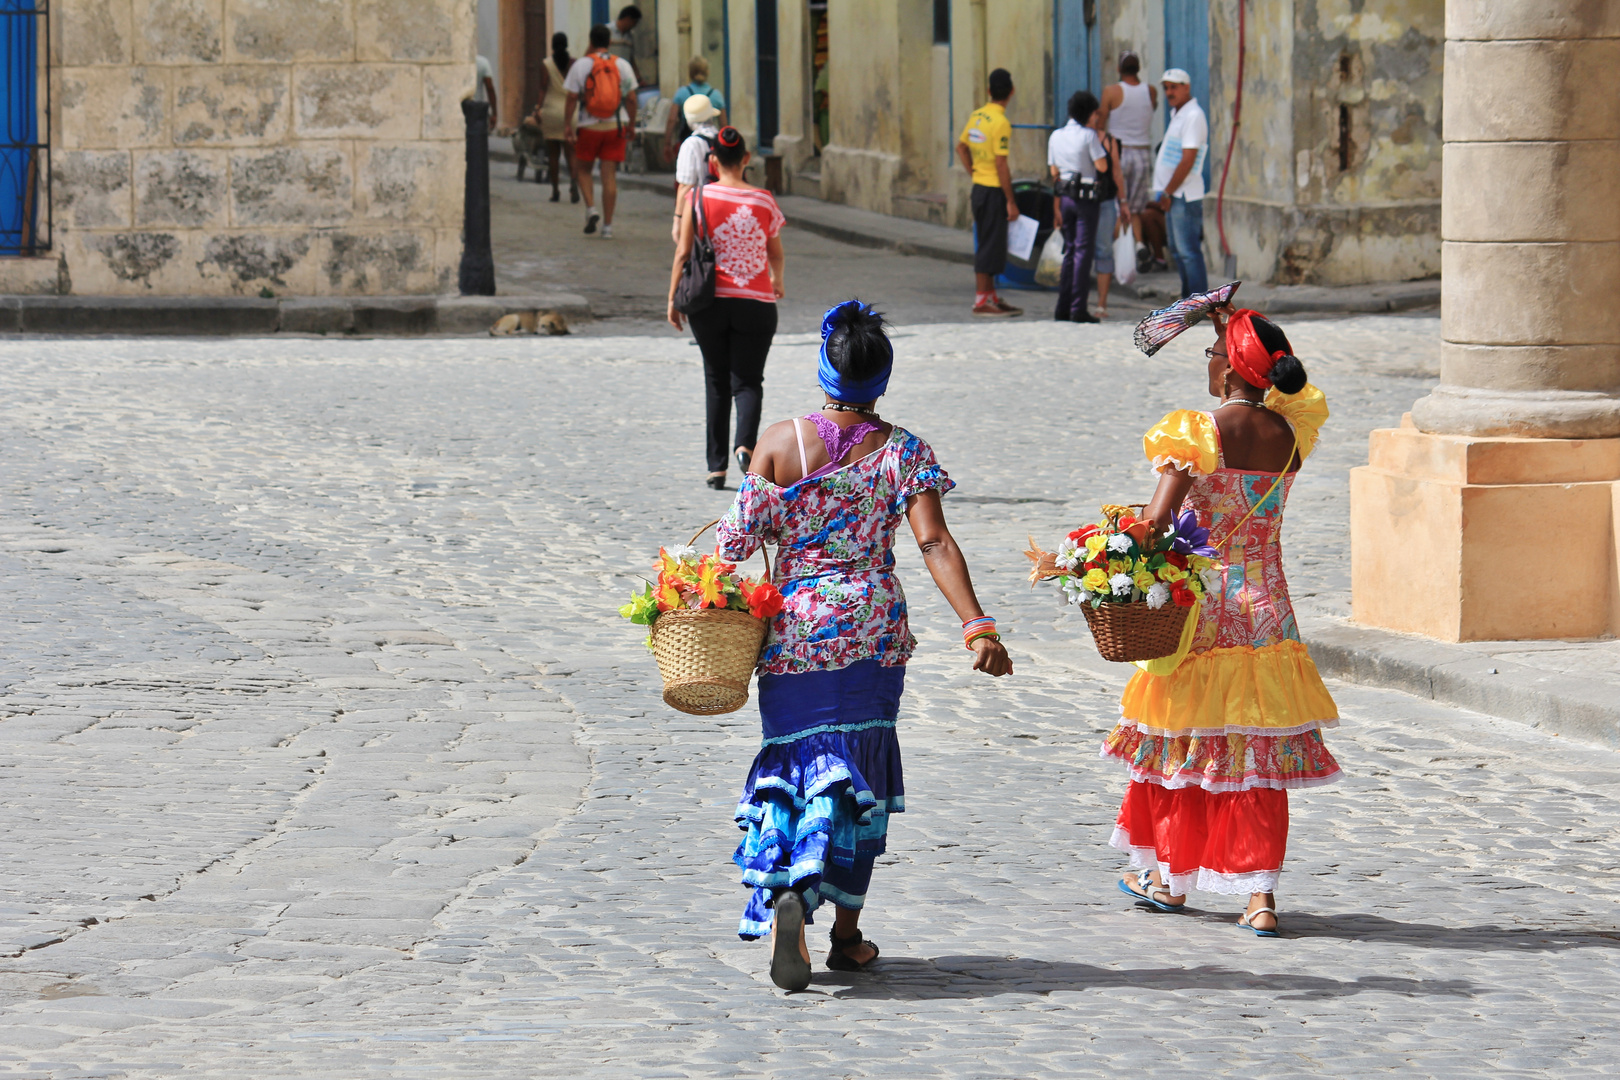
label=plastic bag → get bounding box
[1033,229,1065,288]
[1113,227,1138,287]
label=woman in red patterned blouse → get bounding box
[667,127,786,491]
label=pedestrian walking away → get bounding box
[671,93,722,242]
[1153,68,1210,297]
[563,24,638,238]
[1098,51,1157,252]
[717,300,1014,991]
[666,127,785,490]
[534,33,579,203]
[1048,91,1111,323]
[956,68,1023,317]
[665,55,728,163]
[1105,304,1339,937]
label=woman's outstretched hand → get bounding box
[970,636,1013,677]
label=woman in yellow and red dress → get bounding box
[1105,306,1339,936]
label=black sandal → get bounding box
[825,926,880,972]
[769,890,811,991]
[735,447,752,474]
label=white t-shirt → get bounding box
[1153,98,1208,201]
[675,123,720,186]
[473,55,493,103]
[563,53,638,130]
[1047,120,1106,182]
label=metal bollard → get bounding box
[459,99,496,297]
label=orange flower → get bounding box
[697,562,727,608]
[654,578,684,611]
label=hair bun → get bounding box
[717,126,742,147]
[1267,353,1308,395]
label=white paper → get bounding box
[1006,213,1039,263]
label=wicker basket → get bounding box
[647,520,771,715]
[1081,601,1192,663]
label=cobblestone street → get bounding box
[3,317,1620,1078]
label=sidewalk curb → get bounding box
[0,293,591,336]
[1304,619,1620,749]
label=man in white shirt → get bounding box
[1046,90,1111,323]
[564,24,638,238]
[1152,68,1209,297]
[670,94,721,242]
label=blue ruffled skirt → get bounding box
[733,659,906,939]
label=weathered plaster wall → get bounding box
[821,0,903,214]
[1209,0,1442,285]
[47,0,474,296]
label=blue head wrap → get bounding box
[817,301,893,403]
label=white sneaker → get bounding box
[601,223,613,239]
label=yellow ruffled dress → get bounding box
[1101,384,1340,896]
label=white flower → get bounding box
[1146,582,1170,609]
[1200,566,1222,594]
[1060,575,1088,604]
[669,544,699,561]
[1109,573,1134,596]
[1055,539,1083,572]
[1106,534,1133,554]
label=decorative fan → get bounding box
[1132,281,1242,357]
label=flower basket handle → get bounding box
[688,518,772,581]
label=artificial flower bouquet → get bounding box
[620,544,784,638]
[620,540,784,716]
[1026,505,1222,662]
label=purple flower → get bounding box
[1169,509,1217,559]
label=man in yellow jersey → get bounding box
[956,68,1023,317]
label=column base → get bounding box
[1411,384,1620,440]
[1350,417,1620,641]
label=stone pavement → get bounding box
[2,317,1619,1077]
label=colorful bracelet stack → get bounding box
[962,616,999,649]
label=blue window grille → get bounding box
[2,0,49,256]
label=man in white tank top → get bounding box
[1096,51,1157,253]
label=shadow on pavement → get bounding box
[1281,911,1620,951]
[815,956,1476,1001]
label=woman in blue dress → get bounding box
[717,301,1013,991]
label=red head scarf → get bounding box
[1224,308,1284,390]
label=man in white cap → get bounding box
[671,92,723,242]
[1153,67,1209,297]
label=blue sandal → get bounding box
[1237,906,1281,938]
[1118,868,1187,914]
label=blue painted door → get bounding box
[755,0,778,151]
[1053,0,1100,126]
[592,0,610,25]
[1,0,40,255]
[1163,0,1211,189]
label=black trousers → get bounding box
[970,183,1009,276]
[1054,194,1099,320]
[689,297,778,473]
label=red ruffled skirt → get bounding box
[1110,782,1288,896]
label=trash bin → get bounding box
[972,179,1056,291]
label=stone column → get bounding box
[1411,2,1620,437]
[1350,2,1620,641]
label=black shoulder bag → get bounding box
[673,168,717,315]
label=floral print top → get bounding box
[717,427,954,675]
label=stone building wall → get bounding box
[39,0,474,297]
[1209,0,1443,285]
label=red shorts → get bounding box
[574,126,626,164]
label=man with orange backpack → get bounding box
[563,24,638,238]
